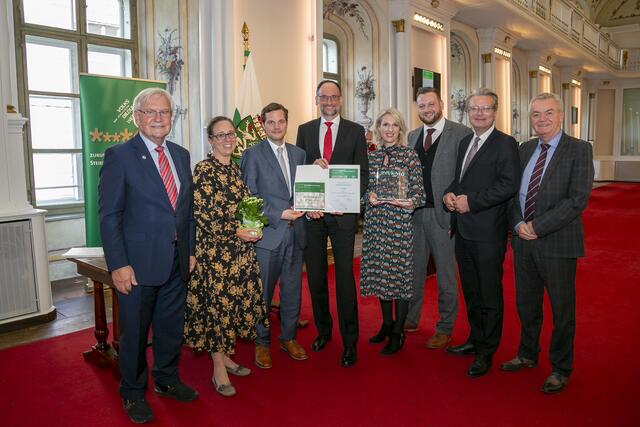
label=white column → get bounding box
[392,19,409,119]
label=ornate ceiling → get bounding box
[593,0,640,27]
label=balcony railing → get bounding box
[510,0,623,70]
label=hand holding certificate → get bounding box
[294,164,361,213]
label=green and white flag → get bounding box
[232,52,264,163]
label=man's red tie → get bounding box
[323,121,333,162]
[424,128,435,151]
[155,146,178,210]
[523,144,550,221]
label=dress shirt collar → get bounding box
[538,129,563,149]
[140,132,168,153]
[423,116,445,135]
[473,123,496,145]
[321,115,341,128]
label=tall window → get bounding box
[14,0,137,210]
[322,35,340,84]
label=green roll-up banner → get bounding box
[79,74,166,247]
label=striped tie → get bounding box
[523,144,550,221]
[155,146,178,210]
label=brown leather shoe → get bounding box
[280,339,309,361]
[426,332,452,349]
[254,345,272,369]
[541,372,569,394]
[500,356,537,372]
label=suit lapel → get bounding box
[285,143,300,186]
[432,121,451,169]
[133,135,173,210]
[408,127,422,149]
[539,132,569,193]
[457,134,472,179]
[166,142,188,206]
[309,118,322,161]
[330,118,349,164]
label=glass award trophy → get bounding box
[375,167,409,202]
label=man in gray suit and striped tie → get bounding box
[406,87,471,348]
[500,92,594,394]
[241,102,308,369]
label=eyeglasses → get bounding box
[467,105,495,114]
[137,109,172,118]
[317,95,341,102]
[211,132,236,141]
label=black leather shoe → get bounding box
[369,323,392,344]
[340,346,357,367]
[154,381,198,402]
[122,398,154,424]
[467,355,492,377]
[380,333,404,355]
[311,335,332,352]
[446,342,477,355]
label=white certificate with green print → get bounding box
[294,165,360,213]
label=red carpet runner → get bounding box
[1,183,638,426]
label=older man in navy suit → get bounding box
[99,87,197,424]
[241,102,308,369]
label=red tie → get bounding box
[155,146,178,210]
[423,128,435,151]
[323,121,333,162]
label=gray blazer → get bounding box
[509,132,594,258]
[408,119,472,229]
[240,139,307,251]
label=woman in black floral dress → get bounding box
[184,116,265,397]
[360,108,425,355]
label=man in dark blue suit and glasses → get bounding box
[99,87,198,424]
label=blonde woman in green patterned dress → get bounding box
[184,116,266,397]
[360,108,425,355]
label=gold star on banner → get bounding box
[89,128,102,142]
[111,133,120,143]
[120,128,133,141]
[103,132,112,142]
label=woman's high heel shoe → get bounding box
[369,323,392,344]
[380,333,404,355]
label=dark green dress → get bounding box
[183,155,266,355]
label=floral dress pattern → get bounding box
[183,155,266,355]
[359,144,425,300]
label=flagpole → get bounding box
[242,22,250,69]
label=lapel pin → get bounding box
[142,155,147,160]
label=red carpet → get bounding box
[1,183,638,426]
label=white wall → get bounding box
[232,0,318,139]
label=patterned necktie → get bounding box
[523,144,550,221]
[323,121,333,162]
[423,128,436,151]
[155,146,178,210]
[460,136,481,179]
[277,146,291,195]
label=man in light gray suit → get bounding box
[241,102,308,369]
[406,87,472,349]
[500,92,593,394]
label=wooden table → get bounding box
[67,258,119,372]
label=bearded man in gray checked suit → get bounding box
[500,92,594,394]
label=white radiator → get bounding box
[0,219,38,320]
